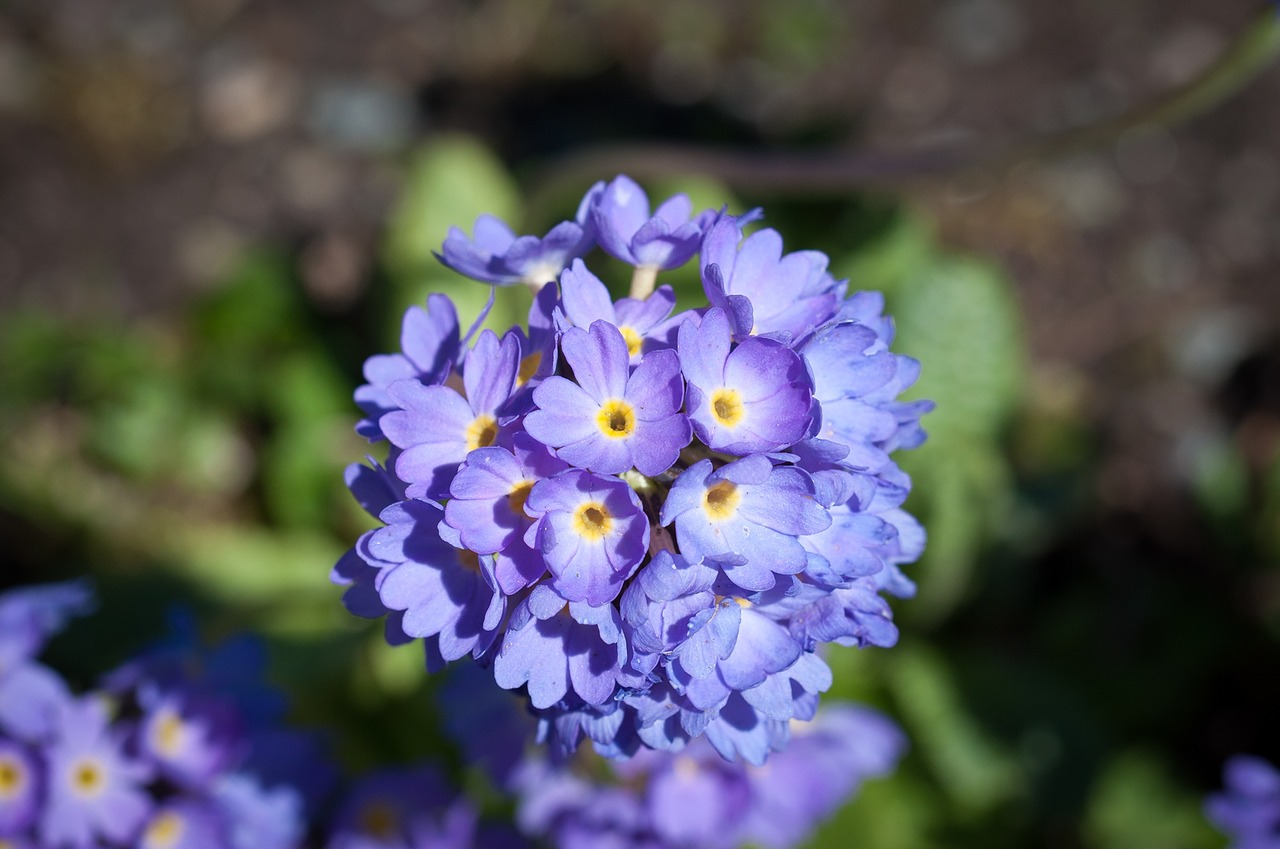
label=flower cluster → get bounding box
[1207,756,1280,849]
[0,581,502,849]
[336,174,931,764]
[514,704,906,849]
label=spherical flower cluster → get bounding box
[1207,756,1280,849]
[336,174,932,764]
[514,704,906,849]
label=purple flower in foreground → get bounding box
[444,434,567,594]
[40,698,152,849]
[661,455,830,591]
[436,187,599,287]
[526,320,691,477]
[524,470,650,605]
[1207,756,1280,849]
[381,329,520,500]
[355,294,461,441]
[700,215,842,343]
[678,309,814,455]
[591,175,717,270]
[494,587,629,709]
[367,500,505,664]
[558,260,678,359]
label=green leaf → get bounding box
[886,644,1022,815]
[1082,751,1219,849]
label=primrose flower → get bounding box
[40,698,152,849]
[1207,756,1280,849]
[336,174,930,766]
[591,175,717,270]
[523,470,650,605]
[660,455,830,592]
[678,309,814,455]
[526,321,691,477]
[381,329,521,500]
[0,739,39,834]
[437,183,599,287]
[558,259,678,359]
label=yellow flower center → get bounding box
[619,326,643,357]
[517,352,542,386]
[702,480,741,520]
[360,800,400,838]
[710,389,744,426]
[143,811,186,849]
[596,399,636,439]
[572,502,613,540]
[465,414,499,451]
[69,758,105,798]
[0,757,25,799]
[153,709,185,757]
[507,479,535,518]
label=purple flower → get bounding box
[137,799,228,849]
[741,705,907,849]
[356,294,461,441]
[328,766,451,846]
[524,470,650,605]
[526,321,691,477]
[366,501,505,663]
[444,434,566,594]
[137,695,232,789]
[678,309,814,455]
[558,260,678,359]
[660,455,830,592]
[381,329,521,500]
[1207,756,1280,849]
[494,586,629,709]
[436,186,599,287]
[0,581,91,742]
[40,697,152,849]
[591,175,717,270]
[212,772,305,849]
[700,215,842,342]
[0,739,39,834]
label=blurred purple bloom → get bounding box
[0,739,39,835]
[1207,756,1280,849]
[137,799,228,849]
[591,175,717,270]
[526,321,691,477]
[40,697,152,849]
[678,309,814,454]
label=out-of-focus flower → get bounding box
[1207,755,1280,849]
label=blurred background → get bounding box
[2,0,1279,846]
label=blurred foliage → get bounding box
[3,134,1277,849]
